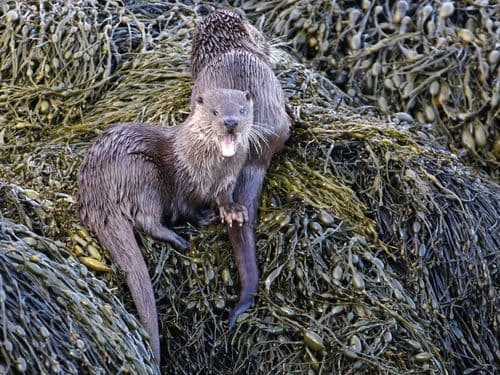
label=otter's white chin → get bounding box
[220,134,237,157]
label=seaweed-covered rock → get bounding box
[0,0,193,136]
[0,182,159,374]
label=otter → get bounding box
[190,9,291,327]
[77,88,254,359]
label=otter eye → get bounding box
[213,109,219,116]
[239,107,247,115]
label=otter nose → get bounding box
[224,119,238,131]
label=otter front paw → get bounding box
[218,203,248,227]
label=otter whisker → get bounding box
[246,127,272,156]
[248,126,271,144]
[246,132,264,156]
[250,123,277,144]
[251,121,280,137]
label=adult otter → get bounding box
[77,88,254,359]
[190,9,291,327]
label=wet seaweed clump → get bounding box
[0,181,159,374]
[0,1,499,374]
[0,0,193,142]
[233,0,499,178]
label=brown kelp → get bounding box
[0,1,499,374]
[0,0,193,139]
[231,0,499,178]
[0,182,159,374]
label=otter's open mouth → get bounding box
[220,134,237,157]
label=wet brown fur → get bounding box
[77,88,253,359]
[190,9,291,326]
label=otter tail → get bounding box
[95,219,160,360]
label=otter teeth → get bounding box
[220,134,237,157]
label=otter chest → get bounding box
[191,161,240,200]
[175,151,244,203]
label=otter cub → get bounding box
[77,88,254,359]
[190,9,291,327]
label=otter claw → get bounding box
[172,236,190,252]
[219,203,248,227]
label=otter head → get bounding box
[194,89,254,158]
[190,8,270,78]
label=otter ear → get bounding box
[196,95,204,105]
[244,90,252,102]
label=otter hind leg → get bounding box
[141,221,189,251]
[151,225,189,251]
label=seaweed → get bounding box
[0,1,498,374]
[230,0,500,179]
